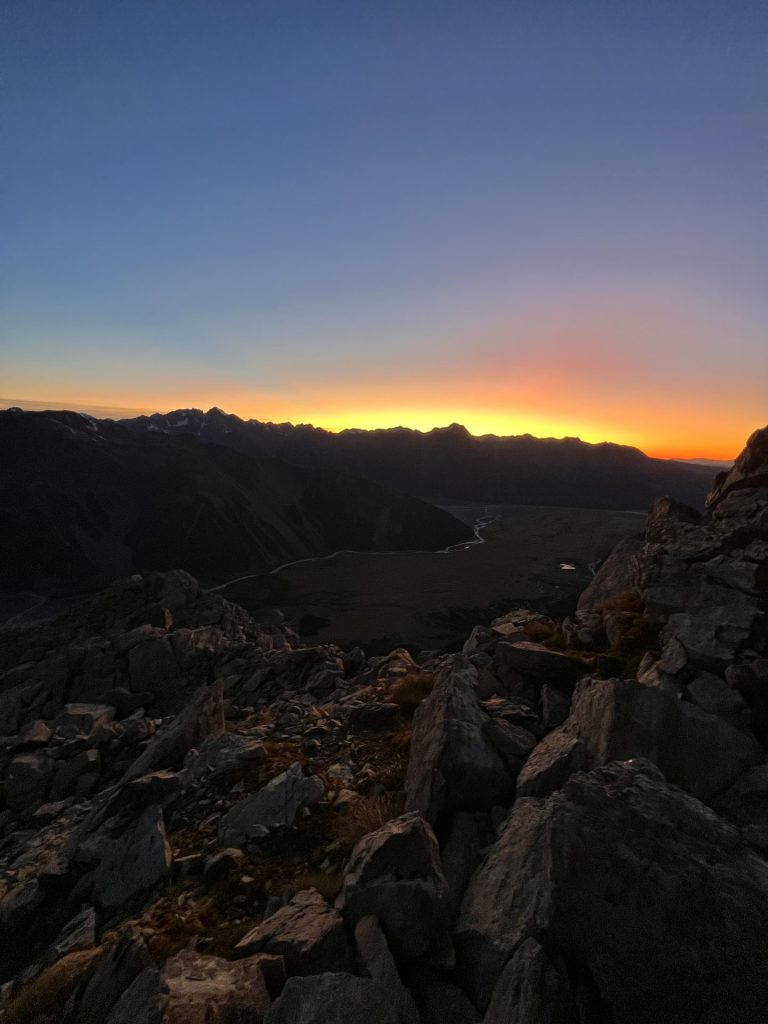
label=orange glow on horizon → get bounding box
[2,392,749,462]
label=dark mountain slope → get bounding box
[0,410,472,596]
[121,407,714,509]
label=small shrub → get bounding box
[388,672,434,714]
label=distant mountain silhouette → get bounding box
[120,407,714,509]
[0,410,471,596]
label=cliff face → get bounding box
[0,426,766,1023]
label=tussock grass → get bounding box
[3,948,101,1024]
[388,672,434,714]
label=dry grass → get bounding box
[603,590,645,613]
[292,871,344,903]
[136,883,259,962]
[2,948,102,1024]
[388,672,434,714]
[335,792,405,853]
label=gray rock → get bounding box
[160,948,271,1023]
[53,702,115,739]
[218,763,324,846]
[50,905,97,961]
[519,676,764,801]
[17,719,52,746]
[76,930,154,1024]
[404,657,514,828]
[92,804,172,910]
[121,682,225,784]
[355,915,419,1024]
[127,635,178,691]
[516,731,588,798]
[0,877,44,934]
[577,535,645,612]
[183,732,267,785]
[484,938,576,1024]
[457,759,768,1021]
[687,671,751,729]
[234,888,350,974]
[415,981,482,1024]
[339,812,451,964]
[5,751,53,809]
[104,968,162,1024]
[50,748,101,801]
[264,973,402,1024]
[540,684,572,730]
[712,764,768,851]
[494,641,581,685]
[440,811,495,919]
[483,718,537,773]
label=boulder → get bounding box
[5,751,53,809]
[218,763,324,846]
[234,889,350,974]
[339,812,451,964]
[404,657,514,829]
[354,915,419,1024]
[76,930,154,1024]
[711,764,768,852]
[484,938,576,1024]
[517,676,764,801]
[457,759,768,1021]
[494,641,581,686]
[92,804,172,911]
[264,973,402,1024]
[413,980,482,1024]
[53,702,115,739]
[121,682,225,784]
[161,949,271,1023]
[515,731,587,798]
[0,877,45,934]
[50,905,97,960]
[707,424,768,507]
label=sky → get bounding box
[2,0,766,460]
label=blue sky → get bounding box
[2,0,766,456]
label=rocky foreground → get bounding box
[0,426,765,1023]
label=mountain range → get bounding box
[120,407,715,509]
[0,410,471,598]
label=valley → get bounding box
[219,505,644,652]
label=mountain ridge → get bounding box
[119,406,715,509]
[0,409,472,599]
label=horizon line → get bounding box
[1,397,737,464]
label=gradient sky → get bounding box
[2,0,766,459]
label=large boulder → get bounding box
[404,657,514,829]
[234,889,350,974]
[218,763,324,847]
[483,938,576,1024]
[162,949,271,1023]
[92,804,172,911]
[457,759,768,1021]
[339,812,451,964]
[517,676,763,801]
[264,973,403,1024]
